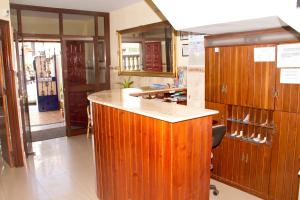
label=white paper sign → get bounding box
[254,47,275,62]
[277,43,300,68]
[280,68,300,84]
[188,35,205,67]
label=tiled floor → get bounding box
[0,135,262,200]
[29,105,64,126]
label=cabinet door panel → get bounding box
[248,45,276,110]
[205,48,221,103]
[275,69,300,113]
[239,142,251,188]
[249,143,271,198]
[220,46,250,106]
[269,112,300,200]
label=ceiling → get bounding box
[152,0,300,34]
[10,0,143,12]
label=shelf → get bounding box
[227,118,275,129]
[226,134,270,145]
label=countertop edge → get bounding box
[88,94,218,123]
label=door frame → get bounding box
[0,40,13,166]
[0,20,24,167]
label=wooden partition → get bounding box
[92,103,212,200]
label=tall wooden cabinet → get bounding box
[269,112,300,200]
[205,43,300,200]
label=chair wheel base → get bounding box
[213,190,219,196]
[210,184,219,196]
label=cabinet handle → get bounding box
[272,87,279,98]
[245,154,249,164]
[221,84,227,94]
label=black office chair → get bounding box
[210,125,226,196]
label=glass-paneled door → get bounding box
[62,38,98,136]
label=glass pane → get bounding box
[120,23,174,73]
[84,42,96,84]
[10,9,18,32]
[63,14,95,36]
[98,17,104,36]
[21,10,59,35]
[98,40,106,84]
[65,41,95,85]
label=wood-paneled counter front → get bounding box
[88,88,218,200]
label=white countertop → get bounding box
[88,88,218,123]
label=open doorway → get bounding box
[21,41,66,141]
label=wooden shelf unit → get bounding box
[205,41,300,200]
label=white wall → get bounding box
[0,0,10,21]
[110,1,188,89]
[109,1,205,108]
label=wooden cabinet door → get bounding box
[275,69,300,114]
[248,143,272,198]
[220,46,250,106]
[205,48,221,103]
[211,136,236,181]
[269,111,300,200]
[248,45,276,110]
[217,45,276,109]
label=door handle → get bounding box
[221,84,227,94]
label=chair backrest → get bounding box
[212,125,226,149]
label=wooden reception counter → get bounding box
[88,88,218,200]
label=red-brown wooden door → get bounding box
[144,42,162,72]
[62,39,96,136]
[0,44,13,166]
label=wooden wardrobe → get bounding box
[205,30,300,200]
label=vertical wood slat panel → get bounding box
[92,103,212,200]
[248,45,276,110]
[275,68,300,114]
[205,48,221,103]
[216,45,276,109]
[269,111,300,200]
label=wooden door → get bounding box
[248,45,276,110]
[220,46,250,106]
[247,142,272,198]
[205,48,221,103]
[144,42,162,72]
[0,46,13,166]
[0,21,24,166]
[16,39,33,156]
[269,111,300,200]
[62,40,96,136]
[275,69,300,114]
